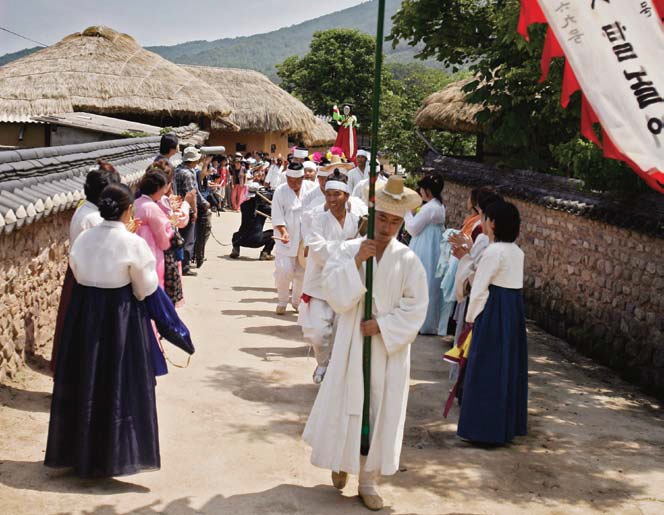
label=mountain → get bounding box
[0,1,444,78]
[146,0,444,79]
[0,46,41,66]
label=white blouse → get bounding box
[404,198,446,237]
[466,242,524,323]
[69,201,103,245]
[70,220,159,301]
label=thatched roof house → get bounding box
[415,78,485,134]
[0,26,233,129]
[182,65,336,155]
[300,117,338,148]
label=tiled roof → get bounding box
[422,152,664,239]
[0,136,159,234]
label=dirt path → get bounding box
[1,211,664,515]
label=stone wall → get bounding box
[424,153,664,398]
[0,136,159,382]
[0,210,71,381]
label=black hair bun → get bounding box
[98,197,121,220]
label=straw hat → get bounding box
[320,154,354,174]
[373,176,422,218]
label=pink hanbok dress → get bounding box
[134,195,174,288]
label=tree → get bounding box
[389,0,643,193]
[378,63,473,172]
[277,29,376,124]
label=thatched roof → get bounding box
[415,78,485,134]
[0,26,233,123]
[299,117,338,147]
[182,65,325,136]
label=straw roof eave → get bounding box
[0,26,233,122]
[415,78,487,135]
[182,65,322,135]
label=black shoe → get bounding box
[230,246,240,259]
[183,269,198,276]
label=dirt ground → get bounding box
[1,211,664,515]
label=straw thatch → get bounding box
[182,65,326,138]
[0,26,233,123]
[299,117,338,147]
[415,78,485,134]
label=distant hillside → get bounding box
[0,0,445,78]
[146,0,445,79]
[0,46,40,66]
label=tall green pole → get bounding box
[361,0,386,457]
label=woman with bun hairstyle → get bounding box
[404,174,446,335]
[45,183,190,477]
[50,161,120,372]
[135,170,175,289]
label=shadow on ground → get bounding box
[0,384,51,413]
[0,460,149,495]
[52,485,407,515]
[208,322,664,511]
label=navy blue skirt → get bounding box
[457,285,528,444]
[45,284,160,477]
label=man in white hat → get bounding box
[175,146,209,275]
[347,149,371,194]
[298,171,363,384]
[303,160,317,182]
[271,162,317,315]
[303,176,428,512]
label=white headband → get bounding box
[303,161,317,171]
[357,150,371,159]
[285,168,304,178]
[317,169,332,178]
[325,181,350,193]
[293,148,309,159]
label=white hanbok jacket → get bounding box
[271,182,316,257]
[302,208,361,299]
[303,237,428,475]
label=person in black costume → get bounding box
[230,168,275,261]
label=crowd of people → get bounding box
[43,131,528,512]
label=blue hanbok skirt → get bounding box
[457,285,528,444]
[409,223,443,335]
[45,284,160,477]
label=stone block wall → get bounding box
[425,153,664,398]
[0,210,70,381]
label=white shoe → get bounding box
[313,366,327,384]
[292,304,299,313]
[358,489,384,511]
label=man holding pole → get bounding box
[303,176,428,511]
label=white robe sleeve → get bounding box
[322,239,367,313]
[375,255,429,356]
[130,237,159,301]
[404,201,438,237]
[271,188,286,228]
[466,244,501,323]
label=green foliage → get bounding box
[389,0,645,193]
[121,131,152,138]
[550,139,646,195]
[278,29,376,124]
[378,63,469,173]
[159,127,175,136]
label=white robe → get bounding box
[303,237,428,476]
[347,166,369,194]
[271,181,316,257]
[352,175,388,205]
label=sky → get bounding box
[0,0,368,54]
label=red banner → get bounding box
[519,0,664,193]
